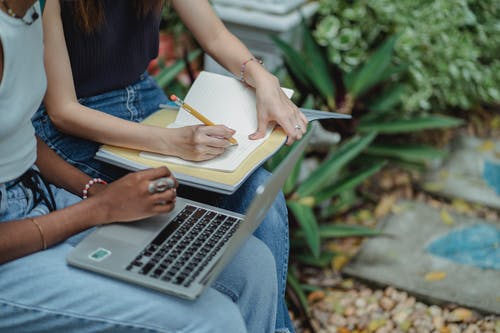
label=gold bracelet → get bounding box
[30,218,47,250]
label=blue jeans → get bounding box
[0,168,278,332]
[33,73,294,332]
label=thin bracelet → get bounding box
[82,178,107,199]
[239,57,263,84]
[30,218,47,250]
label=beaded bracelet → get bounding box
[239,57,263,84]
[82,178,107,199]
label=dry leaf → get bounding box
[423,181,445,192]
[356,209,373,223]
[449,308,473,322]
[478,140,495,152]
[440,209,454,225]
[368,318,387,332]
[451,199,472,214]
[424,271,447,281]
[306,290,325,304]
[332,254,349,271]
[439,327,451,333]
[375,195,397,218]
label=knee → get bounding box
[215,237,277,301]
[243,237,278,296]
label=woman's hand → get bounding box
[160,125,236,161]
[93,167,178,224]
[248,71,308,145]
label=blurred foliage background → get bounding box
[314,0,500,113]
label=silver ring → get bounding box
[294,124,301,130]
[148,177,175,194]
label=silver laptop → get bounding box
[67,128,312,300]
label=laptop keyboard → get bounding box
[126,205,241,288]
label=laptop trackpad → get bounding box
[95,214,170,246]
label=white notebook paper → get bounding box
[140,71,293,172]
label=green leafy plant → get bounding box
[271,19,462,258]
[270,20,464,318]
[314,0,500,113]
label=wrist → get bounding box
[244,64,278,89]
[86,182,106,197]
[82,178,107,199]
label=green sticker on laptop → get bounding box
[89,248,111,261]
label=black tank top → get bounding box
[61,1,161,98]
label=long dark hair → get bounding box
[69,0,164,33]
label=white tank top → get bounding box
[0,2,45,183]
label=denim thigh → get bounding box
[32,74,169,182]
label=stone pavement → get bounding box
[343,200,500,315]
[423,135,500,210]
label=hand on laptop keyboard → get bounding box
[93,166,178,223]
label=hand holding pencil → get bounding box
[170,95,238,146]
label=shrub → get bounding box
[314,0,500,113]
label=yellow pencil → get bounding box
[170,95,238,145]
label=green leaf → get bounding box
[314,161,386,203]
[302,20,336,101]
[296,132,377,197]
[271,35,311,86]
[322,190,359,217]
[287,272,309,315]
[294,251,335,268]
[365,84,407,115]
[154,49,202,88]
[364,144,448,163]
[345,35,399,97]
[358,115,463,133]
[317,224,382,238]
[287,201,321,258]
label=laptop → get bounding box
[67,128,312,300]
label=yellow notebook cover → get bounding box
[96,109,287,194]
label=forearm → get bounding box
[46,101,163,151]
[0,198,104,264]
[35,136,90,196]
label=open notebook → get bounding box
[139,71,293,172]
[95,71,351,194]
[95,110,289,195]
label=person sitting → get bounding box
[0,1,278,332]
[33,1,308,331]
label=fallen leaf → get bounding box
[340,278,354,289]
[368,318,387,332]
[451,199,472,214]
[478,140,495,152]
[356,209,373,223]
[375,195,397,218]
[423,181,445,192]
[449,307,473,322]
[307,290,325,303]
[424,271,447,281]
[440,209,454,225]
[332,254,349,271]
[439,327,451,333]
